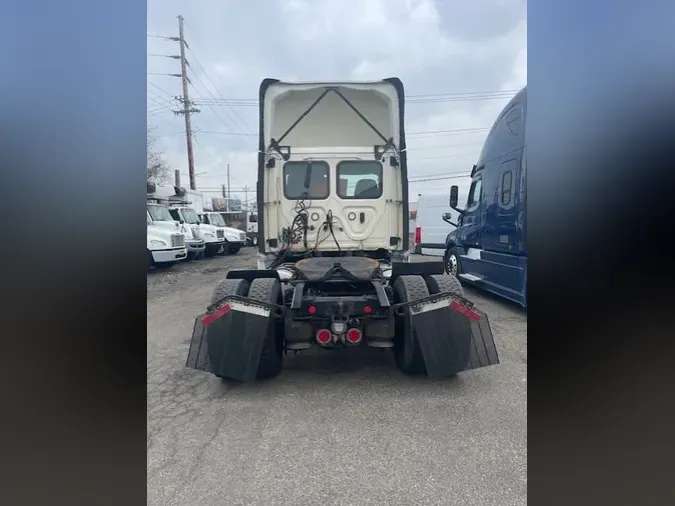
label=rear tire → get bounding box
[228,245,241,255]
[247,278,284,379]
[423,274,467,378]
[425,274,464,298]
[211,278,250,305]
[208,278,251,379]
[392,275,429,375]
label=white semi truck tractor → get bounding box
[186,78,500,382]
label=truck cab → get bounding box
[146,209,187,268]
[446,86,527,307]
[167,205,224,257]
[147,201,205,261]
[198,211,246,254]
[185,78,500,383]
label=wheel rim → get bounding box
[446,253,458,275]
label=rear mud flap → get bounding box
[186,296,284,382]
[394,293,499,380]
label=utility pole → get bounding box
[227,163,231,199]
[174,169,181,187]
[243,185,249,210]
[174,15,199,191]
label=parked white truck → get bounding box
[148,184,224,259]
[198,210,246,254]
[146,208,187,268]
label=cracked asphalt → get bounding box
[147,249,527,505]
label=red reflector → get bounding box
[449,300,481,321]
[414,226,421,245]
[346,328,362,343]
[316,329,332,344]
[363,305,372,314]
[201,303,231,326]
[308,305,317,314]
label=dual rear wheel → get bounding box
[392,274,464,375]
[208,273,465,380]
[210,277,283,379]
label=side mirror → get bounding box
[441,212,457,227]
[449,185,459,208]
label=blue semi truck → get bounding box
[444,86,527,307]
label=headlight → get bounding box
[150,240,166,247]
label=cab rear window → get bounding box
[336,161,383,199]
[283,161,330,200]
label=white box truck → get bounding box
[147,208,187,268]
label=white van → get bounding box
[413,188,467,256]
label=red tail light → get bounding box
[346,328,362,344]
[308,305,317,314]
[316,329,332,344]
[363,305,373,314]
[415,226,421,245]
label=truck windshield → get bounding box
[209,214,226,227]
[181,208,200,224]
[147,204,174,222]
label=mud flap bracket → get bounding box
[393,292,500,380]
[186,295,286,382]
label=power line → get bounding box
[182,33,252,134]
[148,53,180,59]
[193,129,256,137]
[147,33,178,40]
[408,127,490,136]
[148,82,176,100]
[192,90,518,107]
[190,126,492,137]
[407,89,520,98]
[154,130,189,138]
[408,173,472,183]
[188,76,240,134]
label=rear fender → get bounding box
[393,291,499,379]
[186,295,285,382]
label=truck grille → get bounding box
[216,230,224,239]
[171,234,185,248]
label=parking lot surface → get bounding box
[147,249,527,506]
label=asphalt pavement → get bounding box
[147,249,527,506]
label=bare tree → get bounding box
[147,128,172,185]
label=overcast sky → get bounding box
[147,0,526,203]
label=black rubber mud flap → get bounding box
[394,292,499,380]
[186,295,284,382]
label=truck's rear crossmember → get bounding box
[186,288,499,382]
